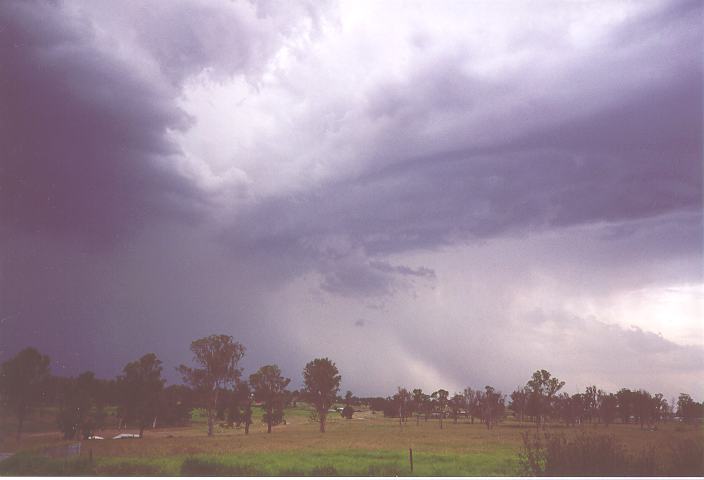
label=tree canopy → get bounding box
[250,364,290,433]
[302,358,341,433]
[178,335,245,436]
[0,347,50,441]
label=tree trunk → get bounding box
[319,412,326,433]
[139,425,145,438]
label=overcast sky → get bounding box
[1,0,702,399]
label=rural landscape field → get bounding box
[2,401,703,476]
[0,340,702,477]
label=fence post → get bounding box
[409,448,413,473]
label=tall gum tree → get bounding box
[178,335,245,436]
[302,358,341,433]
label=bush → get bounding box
[180,457,263,476]
[519,432,704,476]
[520,432,629,476]
[668,437,704,476]
[310,465,338,476]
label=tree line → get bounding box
[355,369,703,431]
[1,339,702,442]
[0,335,341,441]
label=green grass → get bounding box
[0,449,518,476]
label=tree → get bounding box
[677,393,702,424]
[249,364,290,433]
[526,370,564,427]
[584,386,598,424]
[450,393,464,424]
[178,335,245,436]
[0,347,50,441]
[159,385,195,427]
[234,381,253,434]
[509,387,529,422]
[616,388,634,424]
[632,390,653,429]
[57,371,104,439]
[116,353,165,438]
[302,358,341,433]
[412,388,429,424]
[651,393,667,424]
[431,389,449,429]
[480,385,505,429]
[598,392,618,427]
[464,387,481,424]
[394,387,412,424]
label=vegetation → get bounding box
[249,365,290,433]
[302,358,341,433]
[0,341,702,476]
[519,431,704,476]
[117,354,165,438]
[177,335,245,436]
[0,347,50,441]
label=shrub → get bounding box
[519,432,704,477]
[519,432,629,476]
[180,457,263,476]
[310,465,338,476]
[668,437,704,476]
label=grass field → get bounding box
[1,405,702,476]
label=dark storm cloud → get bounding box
[0,0,326,376]
[219,0,701,267]
[0,1,203,242]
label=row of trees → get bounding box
[1,342,702,441]
[362,369,702,431]
[508,370,700,429]
[0,336,343,440]
[363,385,507,430]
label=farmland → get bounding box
[1,404,701,476]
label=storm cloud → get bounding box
[1,0,702,398]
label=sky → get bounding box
[0,0,702,400]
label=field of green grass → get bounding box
[1,404,702,476]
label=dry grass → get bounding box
[2,405,702,476]
[5,409,700,456]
